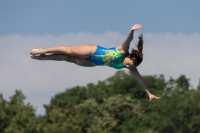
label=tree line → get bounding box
[1,70,200,133]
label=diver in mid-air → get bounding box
[30,24,160,101]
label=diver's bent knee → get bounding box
[62,47,71,54]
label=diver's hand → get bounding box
[130,24,142,31]
[148,93,161,101]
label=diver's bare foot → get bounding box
[30,48,44,55]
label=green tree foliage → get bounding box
[76,95,144,133]
[0,90,41,133]
[144,75,200,133]
[1,71,200,133]
[175,75,190,91]
[197,79,200,90]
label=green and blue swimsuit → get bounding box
[88,45,125,69]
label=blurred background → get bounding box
[0,1,200,132]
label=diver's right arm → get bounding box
[128,67,161,101]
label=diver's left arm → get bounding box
[119,24,142,53]
[128,67,161,101]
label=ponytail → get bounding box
[137,34,143,53]
[130,34,144,66]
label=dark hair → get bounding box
[130,34,143,66]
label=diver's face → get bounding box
[123,56,135,68]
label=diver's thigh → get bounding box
[69,44,97,58]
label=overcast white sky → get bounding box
[0,1,200,115]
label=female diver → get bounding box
[30,24,160,101]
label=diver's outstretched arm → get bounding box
[128,67,161,101]
[120,24,142,53]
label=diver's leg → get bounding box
[31,54,66,61]
[31,54,96,67]
[30,44,97,58]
